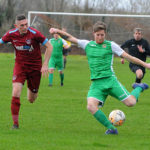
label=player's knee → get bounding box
[136,70,143,79]
[87,103,97,113]
[49,69,54,74]
[136,74,143,79]
[28,97,36,103]
[12,87,22,97]
[28,95,37,103]
[124,97,136,107]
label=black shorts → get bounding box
[63,47,71,56]
[129,63,145,74]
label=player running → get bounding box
[49,21,150,135]
[0,14,52,129]
[121,28,150,84]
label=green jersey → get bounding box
[78,40,124,79]
[50,38,66,58]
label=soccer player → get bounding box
[62,28,71,68]
[48,33,69,86]
[121,28,150,84]
[49,21,150,135]
[0,14,53,129]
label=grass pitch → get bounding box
[0,53,150,150]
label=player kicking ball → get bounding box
[49,21,150,135]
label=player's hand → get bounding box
[49,28,57,34]
[121,58,124,64]
[145,63,150,69]
[41,64,49,77]
[137,45,145,53]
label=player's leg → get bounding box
[135,69,143,83]
[11,82,23,129]
[109,76,148,106]
[57,58,64,86]
[27,70,41,103]
[11,63,26,129]
[131,82,149,101]
[87,97,117,132]
[27,89,38,103]
[122,84,148,106]
[59,70,64,86]
[63,48,68,69]
[130,64,145,83]
[48,69,54,86]
[48,58,55,86]
[87,79,118,134]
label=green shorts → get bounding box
[48,57,63,71]
[87,75,130,106]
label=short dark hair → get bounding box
[16,14,26,21]
[133,28,142,33]
[93,21,106,32]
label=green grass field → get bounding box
[0,53,150,150]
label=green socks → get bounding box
[49,73,53,85]
[131,87,143,101]
[93,110,116,130]
[49,73,64,86]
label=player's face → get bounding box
[134,31,142,41]
[15,19,28,34]
[53,33,59,39]
[94,30,105,44]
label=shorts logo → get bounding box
[26,39,31,44]
[119,93,125,98]
[13,75,17,80]
[32,89,37,93]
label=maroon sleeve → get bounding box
[35,29,47,45]
[1,31,11,43]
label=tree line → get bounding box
[1,0,150,53]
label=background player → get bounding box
[121,28,150,84]
[48,32,69,86]
[62,28,71,68]
[49,21,150,135]
[0,14,52,129]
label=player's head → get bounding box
[53,33,59,39]
[133,28,142,41]
[15,14,28,35]
[93,21,106,44]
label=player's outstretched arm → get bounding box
[49,28,78,44]
[121,51,150,69]
[41,41,53,77]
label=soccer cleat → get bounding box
[61,83,63,86]
[105,128,118,135]
[132,83,149,91]
[48,84,52,87]
[12,124,19,129]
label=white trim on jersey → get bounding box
[111,41,124,56]
[62,39,68,47]
[77,39,90,49]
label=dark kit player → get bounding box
[121,28,150,84]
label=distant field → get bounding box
[0,53,150,150]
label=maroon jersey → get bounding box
[1,27,48,70]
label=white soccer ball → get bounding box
[109,109,125,126]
